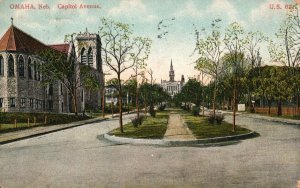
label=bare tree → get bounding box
[99,18,152,133]
[194,19,224,119]
[223,22,246,132]
[131,37,151,121]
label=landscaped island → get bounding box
[109,108,252,140]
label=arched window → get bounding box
[0,56,3,76]
[33,61,37,80]
[87,47,93,66]
[81,48,87,64]
[37,63,40,81]
[18,55,25,77]
[8,55,14,77]
[28,58,32,79]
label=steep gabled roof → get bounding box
[48,43,70,54]
[0,25,50,53]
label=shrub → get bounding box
[215,113,224,124]
[207,112,224,124]
[131,117,140,127]
[207,112,215,124]
[149,106,156,117]
[192,106,200,116]
[131,114,145,127]
[158,104,166,111]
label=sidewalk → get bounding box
[242,113,300,125]
[218,110,300,125]
[0,116,108,145]
[164,113,196,140]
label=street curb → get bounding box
[0,117,108,145]
[103,131,258,147]
[243,114,300,125]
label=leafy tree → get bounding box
[194,19,225,118]
[139,83,170,117]
[223,22,247,131]
[99,18,151,133]
[131,37,151,120]
[39,46,99,116]
[268,5,300,109]
[177,79,202,107]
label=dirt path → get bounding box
[164,113,196,140]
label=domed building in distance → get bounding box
[160,59,185,98]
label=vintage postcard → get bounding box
[0,0,299,187]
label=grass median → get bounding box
[180,111,251,139]
[110,110,169,139]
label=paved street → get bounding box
[0,113,299,188]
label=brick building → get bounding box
[0,21,103,113]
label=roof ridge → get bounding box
[0,24,51,53]
[12,25,48,47]
[5,26,13,50]
[12,26,26,52]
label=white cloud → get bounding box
[206,0,238,22]
[177,0,202,17]
[108,0,146,16]
[107,0,156,22]
[250,0,285,23]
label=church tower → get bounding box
[169,59,175,82]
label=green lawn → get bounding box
[180,111,251,139]
[110,110,169,139]
[0,123,44,132]
[0,112,91,133]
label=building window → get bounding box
[28,58,32,79]
[0,98,3,108]
[87,47,93,66]
[60,83,63,95]
[33,61,37,80]
[48,100,53,110]
[8,55,14,77]
[29,98,34,108]
[37,63,40,81]
[81,90,84,102]
[9,98,15,107]
[35,99,39,109]
[0,56,4,76]
[39,100,43,109]
[49,84,53,96]
[18,56,25,77]
[81,48,87,64]
[21,98,26,108]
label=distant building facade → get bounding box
[0,22,103,113]
[105,85,118,105]
[161,59,185,98]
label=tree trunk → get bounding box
[71,89,78,116]
[277,99,282,116]
[118,74,123,133]
[212,82,217,118]
[268,100,271,115]
[102,86,105,118]
[232,77,236,132]
[136,87,140,120]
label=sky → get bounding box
[0,0,294,82]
